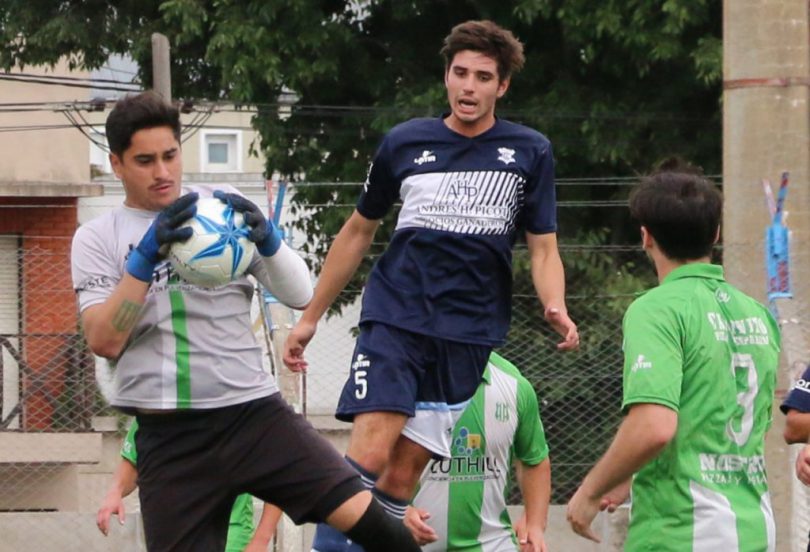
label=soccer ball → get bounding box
[168,197,256,288]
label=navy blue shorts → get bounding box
[336,322,491,457]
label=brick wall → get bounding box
[0,197,79,430]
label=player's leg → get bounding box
[345,411,409,475]
[135,412,233,551]
[376,435,433,500]
[229,394,420,552]
[377,338,492,500]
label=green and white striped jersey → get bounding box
[412,352,548,552]
[622,264,780,552]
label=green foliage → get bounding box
[0,1,720,314]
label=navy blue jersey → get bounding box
[357,117,557,345]
[781,364,810,414]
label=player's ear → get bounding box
[640,226,653,250]
[109,153,123,179]
[713,226,721,244]
[496,77,510,98]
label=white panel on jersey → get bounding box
[690,480,739,551]
[478,367,520,549]
[397,171,524,235]
[760,491,776,552]
[0,236,21,429]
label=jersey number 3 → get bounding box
[726,353,759,446]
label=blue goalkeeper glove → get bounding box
[213,190,282,256]
[126,192,199,282]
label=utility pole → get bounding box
[151,33,171,103]
[724,2,810,550]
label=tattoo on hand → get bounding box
[111,301,143,332]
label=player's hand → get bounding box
[213,190,282,256]
[599,479,631,513]
[514,515,548,552]
[566,485,601,543]
[544,307,579,351]
[96,490,126,536]
[404,506,438,545]
[126,192,197,282]
[283,319,317,372]
[796,445,810,485]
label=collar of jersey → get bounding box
[481,364,492,385]
[662,262,724,284]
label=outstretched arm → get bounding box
[526,232,578,351]
[283,210,379,371]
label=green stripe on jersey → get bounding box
[447,384,487,551]
[169,289,191,408]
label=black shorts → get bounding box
[135,393,362,552]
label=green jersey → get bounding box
[122,421,255,551]
[412,353,549,551]
[621,264,779,552]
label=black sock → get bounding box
[344,498,420,552]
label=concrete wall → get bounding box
[0,60,91,184]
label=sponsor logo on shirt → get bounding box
[497,147,516,165]
[414,150,437,165]
[699,453,767,485]
[495,402,510,422]
[424,426,504,481]
[631,354,653,372]
[791,378,810,395]
[715,289,731,303]
[352,354,370,371]
[707,312,771,345]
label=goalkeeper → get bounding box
[71,91,420,552]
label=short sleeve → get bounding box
[120,419,138,465]
[71,223,121,312]
[522,142,557,235]
[621,299,683,413]
[356,136,400,220]
[781,364,810,414]
[513,376,549,466]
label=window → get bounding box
[200,130,241,172]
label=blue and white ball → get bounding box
[168,197,256,288]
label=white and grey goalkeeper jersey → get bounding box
[71,185,294,411]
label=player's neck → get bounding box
[652,252,712,283]
[443,113,496,138]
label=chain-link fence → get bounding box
[0,181,807,551]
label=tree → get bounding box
[1,1,717,499]
[1,0,721,303]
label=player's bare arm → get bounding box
[97,459,138,536]
[526,231,579,350]
[567,403,677,542]
[283,210,380,371]
[515,458,551,552]
[784,409,810,444]
[81,277,151,359]
[244,503,283,552]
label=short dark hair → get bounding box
[105,91,181,156]
[440,20,525,82]
[629,159,722,261]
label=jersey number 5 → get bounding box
[726,353,759,446]
[354,369,368,400]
